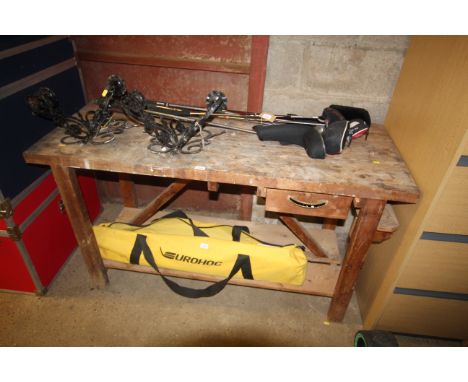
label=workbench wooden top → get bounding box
[23,113,419,203]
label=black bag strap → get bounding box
[159,210,208,237]
[130,234,253,298]
[232,225,250,241]
[160,210,189,219]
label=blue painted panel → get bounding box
[457,155,468,167]
[0,36,46,51]
[0,68,85,199]
[0,38,72,87]
[420,232,468,244]
[394,287,468,301]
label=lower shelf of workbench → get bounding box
[103,207,342,297]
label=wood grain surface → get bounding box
[23,108,419,204]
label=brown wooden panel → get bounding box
[97,176,243,218]
[265,189,352,220]
[76,51,249,74]
[73,35,268,208]
[207,182,219,192]
[377,294,468,339]
[73,35,253,111]
[247,36,269,112]
[118,174,137,208]
[73,36,252,69]
[384,36,468,197]
[397,240,468,294]
[425,166,468,236]
[79,60,249,111]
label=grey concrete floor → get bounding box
[0,203,461,347]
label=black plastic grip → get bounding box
[322,120,349,154]
[303,127,326,159]
[254,124,311,146]
[254,124,325,159]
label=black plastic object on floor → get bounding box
[354,330,399,347]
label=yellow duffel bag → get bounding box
[93,210,307,298]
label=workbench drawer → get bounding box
[265,189,352,219]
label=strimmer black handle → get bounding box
[254,124,310,145]
[303,127,326,159]
[254,124,325,159]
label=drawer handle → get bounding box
[288,196,328,209]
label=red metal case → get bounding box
[0,172,101,294]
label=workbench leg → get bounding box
[51,164,109,288]
[327,199,385,322]
[323,218,337,230]
[118,173,138,208]
[239,186,254,221]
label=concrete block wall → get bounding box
[262,36,409,124]
[253,36,409,226]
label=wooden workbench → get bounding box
[23,111,419,322]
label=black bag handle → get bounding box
[158,210,208,237]
[232,225,250,241]
[130,234,253,298]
